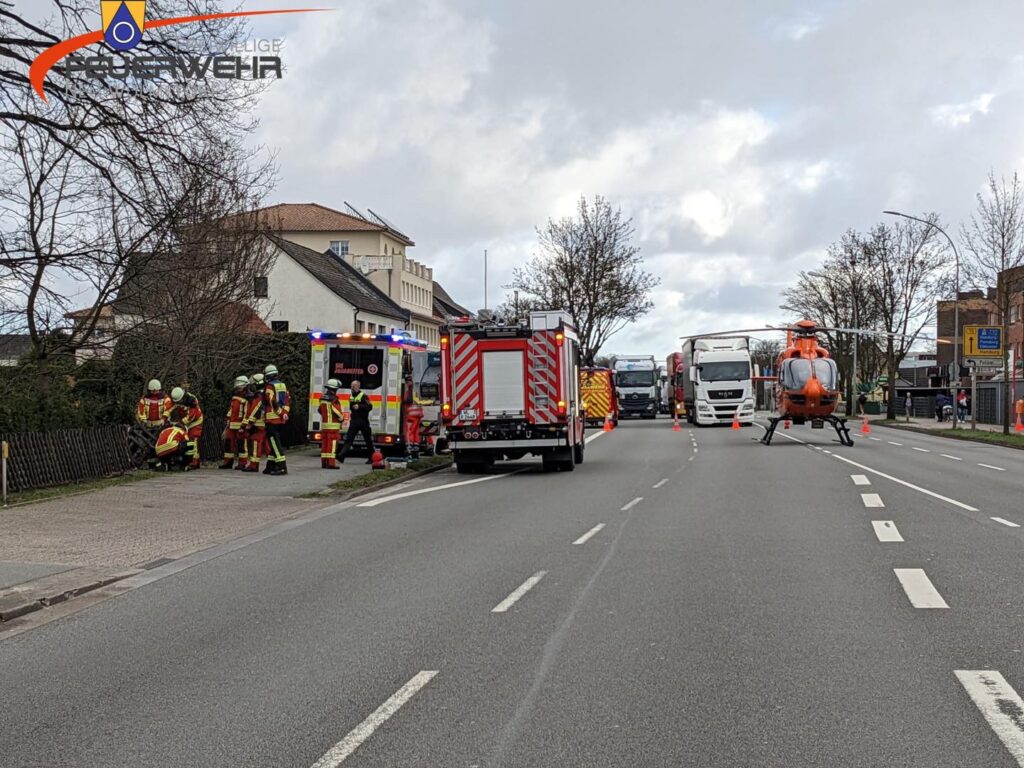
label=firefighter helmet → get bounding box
[147,379,162,393]
[170,387,185,403]
[233,375,249,389]
[251,373,265,386]
[326,378,341,390]
[264,364,279,378]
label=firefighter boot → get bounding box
[218,460,234,470]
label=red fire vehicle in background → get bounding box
[665,351,686,419]
[440,310,586,474]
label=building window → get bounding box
[330,240,350,256]
[254,276,268,298]
[378,324,386,334]
[271,321,289,333]
[1012,304,1020,324]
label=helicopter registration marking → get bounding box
[861,493,885,508]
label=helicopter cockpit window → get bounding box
[782,358,812,389]
[813,358,838,390]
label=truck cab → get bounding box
[611,356,658,419]
[681,337,754,426]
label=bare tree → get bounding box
[750,339,782,376]
[960,171,1024,433]
[506,195,658,364]
[0,0,276,357]
[861,216,948,419]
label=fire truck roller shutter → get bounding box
[385,347,402,435]
[308,340,327,435]
[482,350,526,416]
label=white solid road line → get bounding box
[358,472,513,507]
[941,454,963,461]
[955,670,1024,766]
[893,568,948,609]
[872,520,904,542]
[585,431,606,444]
[861,493,885,508]
[979,463,1007,472]
[888,441,903,446]
[492,571,547,613]
[621,497,643,511]
[652,478,669,489]
[851,474,871,486]
[310,670,438,768]
[573,523,606,545]
[992,517,1021,528]
[911,446,930,453]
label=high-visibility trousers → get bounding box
[320,428,340,468]
[223,428,244,465]
[247,428,266,468]
[184,425,202,467]
[265,423,286,467]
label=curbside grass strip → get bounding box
[298,456,454,501]
[873,421,1024,450]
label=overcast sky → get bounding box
[161,2,1024,354]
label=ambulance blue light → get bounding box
[311,331,322,340]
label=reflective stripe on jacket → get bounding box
[136,395,171,427]
[319,395,344,429]
[226,394,247,431]
[167,393,203,431]
[263,380,291,424]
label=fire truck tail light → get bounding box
[314,432,321,441]
[557,400,566,413]
[555,333,564,346]
[384,435,394,444]
[440,336,449,348]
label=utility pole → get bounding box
[483,249,488,311]
[850,252,858,417]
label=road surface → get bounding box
[2,418,1024,766]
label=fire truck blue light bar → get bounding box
[307,331,428,348]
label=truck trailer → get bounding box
[680,337,754,426]
[440,310,586,473]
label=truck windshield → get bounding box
[616,371,655,387]
[699,361,750,382]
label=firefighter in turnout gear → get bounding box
[136,379,171,428]
[168,387,204,469]
[220,376,249,469]
[154,424,190,471]
[318,378,345,469]
[262,364,291,475]
[240,373,266,473]
[337,379,374,464]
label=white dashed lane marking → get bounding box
[894,568,948,609]
[860,493,885,508]
[955,670,1024,765]
[992,517,1020,528]
[869,436,880,441]
[851,474,870,486]
[309,671,438,767]
[979,463,1006,472]
[888,441,903,446]
[911,447,930,453]
[573,523,605,545]
[652,478,669,489]
[872,520,904,542]
[492,571,546,613]
[941,454,962,461]
[621,497,643,511]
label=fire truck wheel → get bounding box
[573,440,584,465]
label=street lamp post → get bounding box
[850,253,858,417]
[883,210,960,429]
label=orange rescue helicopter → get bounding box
[687,319,852,446]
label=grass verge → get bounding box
[5,471,153,507]
[301,455,453,498]
[874,421,1024,449]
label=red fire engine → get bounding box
[440,310,586,474]
[665,351,686,418]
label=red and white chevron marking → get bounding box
[451,332,482,425]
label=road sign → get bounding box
[965,357,1001,369]
[964,325,1003,358]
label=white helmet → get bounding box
[234,375,249,388]
[326,378,341,390]
[264,364,279,378]
[251,373,265,386]
[170,387,185,403]
[147,379,161,393]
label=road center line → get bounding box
[941,454,962,461]
[979,463,1006,472]
[573,523,606,545]
[310,671,438,768]
[585,431,605,444]
[861,493,884,508]
[652,478,669,489]
[358,472,514,507]
[869,436,880,441]
[888,441,903,446]
[621,497,643,511]
[992,517,1021,528]
[911,446,930,453]
[893,568,948,608]
[851,474,870,486]
[492,571,546,613]
[872,520,904,542]
[955,670,1024,765]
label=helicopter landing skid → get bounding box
[760,415,854,446]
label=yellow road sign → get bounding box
[963,325,1002,358]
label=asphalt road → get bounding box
[2,417,1024,766]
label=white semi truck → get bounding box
[680,337,754,426]
[610,355,658,419]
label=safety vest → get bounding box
[155,425,187,457]
[226,394,247,431]
[136,395,171,428]
[319,395,344,429]
[167,393,203,431]
[244,394,265,429]
[264,380,291,424]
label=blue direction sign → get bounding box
[964,325,1003,358]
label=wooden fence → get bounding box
[0,417,230,494]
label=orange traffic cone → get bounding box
[861,416,870,435]
[603,413,614,432]
[731,414,741,430]
[370,450,386,470]
[672,414,681,432]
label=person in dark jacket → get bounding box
[337,379,375,464]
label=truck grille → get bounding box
[708,389,743,400]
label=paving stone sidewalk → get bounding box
[0,452,371,621]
